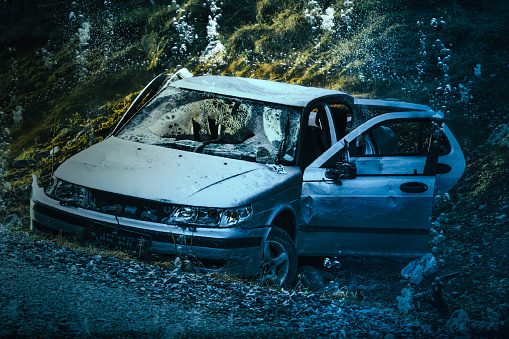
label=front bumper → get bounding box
[30,175,267,276]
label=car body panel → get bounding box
[298,168,434,256]
[54,136,302,208]
[170,75,354,108]
[30,72,465,279]
[434,124,466,203]
[354,98,434,112]
[30,177,269,275]
[298,112,447,257]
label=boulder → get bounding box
[487,124,509,148]
[298,266,325,290]
[401,253,438,284]
[12,159,38,169]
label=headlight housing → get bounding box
[46,178,252,228]
[167,205,252,228]
[46,178,89,207]
[222,206,252,227]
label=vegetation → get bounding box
[1,0,508,331]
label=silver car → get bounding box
[30,70,465,287]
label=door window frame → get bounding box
[305,112,445,171]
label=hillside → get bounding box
[1,0,508,336]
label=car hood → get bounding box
[55,137,302,207]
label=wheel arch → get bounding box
[269,208,296,241]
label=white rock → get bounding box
[50,146,61,156]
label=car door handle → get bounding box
[400,182,428,193]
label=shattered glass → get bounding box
[118,87,301,164]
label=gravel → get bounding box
[0,227,452,338]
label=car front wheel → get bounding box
[259,227,297,288]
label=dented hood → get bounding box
[55,137,302,207]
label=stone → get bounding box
[67,139,77,146]
[35,150,51,159]
[316,281,340,295]
[298,266,325,290]
[12,159,38,168]
[50,146,61,156]
[401,253,438,284]
[487,124,509,148]
[57,126,82,139]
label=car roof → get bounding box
[354,98,433,112]
[170,75,353,108]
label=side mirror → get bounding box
[325,161,357,182]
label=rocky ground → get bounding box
[1,213,507,338]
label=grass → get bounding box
[3,0,508,161]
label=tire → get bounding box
[258,227,297,288]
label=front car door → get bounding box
[297,112,444,258]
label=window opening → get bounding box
[118,88,301,164]
[352,120,433,157]
[329,103,352,139]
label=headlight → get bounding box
[47,178,88,207]
[166,205,252,228]
[170,206,199,224]
[222,206,252,227]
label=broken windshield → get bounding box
[118,86,302,164]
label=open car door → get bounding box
[297,114,444,257]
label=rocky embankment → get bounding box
[0,221,453,338]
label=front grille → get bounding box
[85,189,175,224]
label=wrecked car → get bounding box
[30,69,465,287]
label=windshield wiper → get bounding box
[193,133,255,153]
[194,137,222,153]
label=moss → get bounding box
[227,24,269,52]
[256,0,302,24]
[2,89,136,207]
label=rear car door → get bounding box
[297,114,442,257]
[433,124,466,204]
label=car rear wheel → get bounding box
[259,227,297,288]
